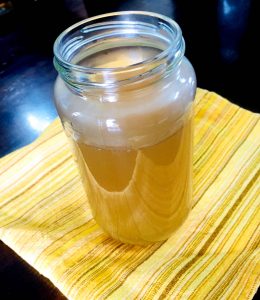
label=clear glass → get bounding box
[53,11,196,245]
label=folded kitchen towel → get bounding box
[0,89,259,299]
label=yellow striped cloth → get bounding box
[0,89,259,299]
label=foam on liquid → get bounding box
[55,46,195,149]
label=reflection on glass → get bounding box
[27,114,50,132]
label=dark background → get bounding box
[0,1,259,299]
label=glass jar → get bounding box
[53,11,196,245]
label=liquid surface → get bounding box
[55,45,196,244]
[79,46,161,68]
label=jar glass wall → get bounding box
[54,11,196,245]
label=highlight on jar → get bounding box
[53,11,196,245]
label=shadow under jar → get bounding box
[53,11,196,245]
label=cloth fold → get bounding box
[0,89,259,299]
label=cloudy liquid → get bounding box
[55,46,194,244]
[75,119,192,245]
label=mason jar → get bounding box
[53,11,196,245]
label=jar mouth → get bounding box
[53,11,185,89]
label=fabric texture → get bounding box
[0,89,259,299]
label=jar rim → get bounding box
[53,11,185,88]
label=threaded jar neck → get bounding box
[54,11,185,91]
